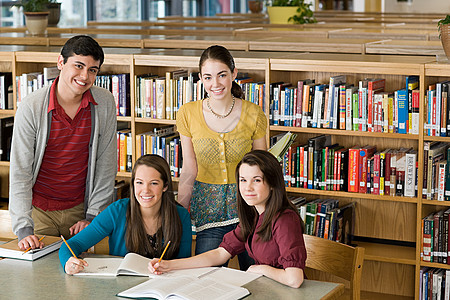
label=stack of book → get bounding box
[276,134,419,197]
[269,75,420,135]
[300,199,355,245]
[16,67,59,106]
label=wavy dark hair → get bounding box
[235,150,304,242]
[125,154,182,259]
[199,45,245,99]
[60,35,104,67]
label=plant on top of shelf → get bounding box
[267,0,316,24]
[16,0,53,12]
[437,15,450,60]
[15,0,55,35]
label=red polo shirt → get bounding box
[32,77,97,211]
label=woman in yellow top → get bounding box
[176,45,267,269]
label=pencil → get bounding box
[22,235,46,255]
[158,241,171,263]
[60,235,77,259]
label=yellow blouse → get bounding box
[176,99,267,185]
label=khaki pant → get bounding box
[32,203,84,239]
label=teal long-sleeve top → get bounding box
[59,198,192,269]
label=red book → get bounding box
[348,146,360,192]
[358,145,376,194]
[422,213,433,262]
[299,145,305,187]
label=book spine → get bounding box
[345,87,353,130]
[373,152,380,195]
[404,152,417,197]
[397,89,408,134]
[423,216,432,262]
[348,148,359,192]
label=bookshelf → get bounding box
[1,44,450,298]
[268,52,434,299]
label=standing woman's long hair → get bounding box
[125,154,182,258]
[199,45,245,100]
[235,150,304,242]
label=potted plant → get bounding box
[438,15,450,60]
[248,0,263,14]
[47,0,61,27]
[267,0,316,25]
[16,0,51,35]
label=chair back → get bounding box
[303,234,364,300]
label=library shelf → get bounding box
[355,241,416,265]
[0,161,10,167]
[285,187,419,204]
[270,125,420,140]
[420,262,450,270]
[421,200,450,207]
[116,171,131,178]
[135,118,176,125]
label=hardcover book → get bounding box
[0,236,62,261]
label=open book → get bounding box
[268,131,297,162]
[75,252,216,278]
[117,276,250,300]
[0,235,62,261]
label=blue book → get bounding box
[396,89,408,134]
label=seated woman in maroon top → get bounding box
[148,150,306,288]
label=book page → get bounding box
[202,267,261,287]
[166,278,249,300]
[117,252,152,276]
[74,257,123,276]
[117,276,197,299]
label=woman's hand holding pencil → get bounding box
[61,235,88,275]
[148,241,171,275]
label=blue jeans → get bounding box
[195,224,255,271]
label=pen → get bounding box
[60,235,78,259]
[158,241,171,264]
[22,235,46,255]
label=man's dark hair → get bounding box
[60,35,104,67]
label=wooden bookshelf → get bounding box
[1,44,450,298]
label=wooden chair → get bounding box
[303,234,364,300]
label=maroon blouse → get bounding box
[220,209,307,270]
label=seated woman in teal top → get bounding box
[59,154,192,274]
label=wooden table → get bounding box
[0,251,344,300]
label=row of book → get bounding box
[425,81,450,137]
[0,72,13,110]
[15,67,59,106]
[134,71,264,119]
[273,134,419,197]
[423,142,450,201]
[135,125,182,178]
[291,196,355,245]
[420,267,450,300]
[269,75,420,135]
[422,209,450,264]
[95,73,131,117]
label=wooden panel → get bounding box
[354,199,417,242]
[0,166,9,199]
[361,261,415,297]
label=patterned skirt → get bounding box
[191,181,239,232]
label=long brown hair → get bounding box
[199,45,245,99]
[235,150,304,242]
[125,154,182,258]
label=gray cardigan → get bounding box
[9,85,118,241]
